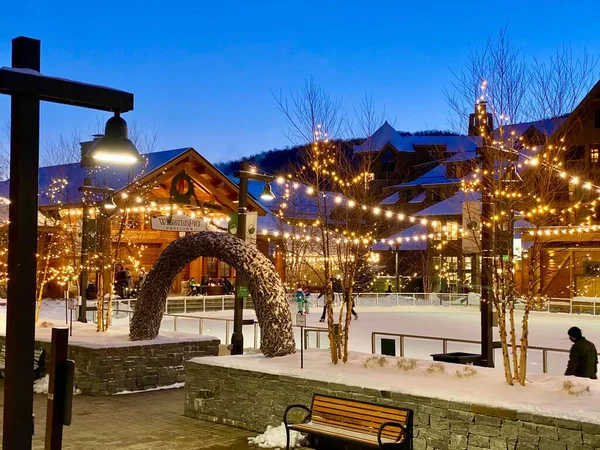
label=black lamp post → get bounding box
[0,36,138,449]
[387,244,401,292]
[231,161,274,355]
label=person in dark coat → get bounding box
[565,326,598,379]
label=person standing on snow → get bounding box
[565,326,598,379]
[295,287,306,315]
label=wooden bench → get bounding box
[284,393,412,449]
[0,346,46,380]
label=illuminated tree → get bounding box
[449,26,598,385]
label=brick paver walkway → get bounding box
[0,383,255,449]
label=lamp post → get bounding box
[231,160,275,355]
[477,102,495,369]
[77,179,116,323]
[388,244,401,292]
[0,36,139,449]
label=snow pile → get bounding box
[114,381,184,395]
[33,375,81,395]
[33,375,49,394]
[248,423,308,449]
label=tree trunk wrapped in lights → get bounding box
[130,231,295,357]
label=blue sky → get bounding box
[1,0,599,164]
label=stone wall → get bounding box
[0,335,220,396]
[184,360,600,450]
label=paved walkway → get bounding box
[0,383,256,449]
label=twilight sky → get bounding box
[1,0,599,164]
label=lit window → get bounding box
[592,146,600,165]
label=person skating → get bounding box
[295,287,306,315]
[565,326,598,379]
[344,293,358,320]
[303,287,311,314]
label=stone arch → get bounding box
[130,231,295,357]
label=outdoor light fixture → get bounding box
[88,112,141,165]
[103,196,117,211]
[259,182,275,201]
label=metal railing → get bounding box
[293,292,600,315]
[369,331,598,374]
[109,305,261,349]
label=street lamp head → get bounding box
[259,182,275,201]
[103,196,117,212]
[88,112,142,165]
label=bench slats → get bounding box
[290,422,399,446]
[313,395,407,415]
[312,413,403,439]
[311,415,403,439]
[313,400,408,422]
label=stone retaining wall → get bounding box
[0,335,220,396]
[184,360,600,450]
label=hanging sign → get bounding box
[151,214,207,232]
[227,212,258,244]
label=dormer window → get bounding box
[381,149,395,173]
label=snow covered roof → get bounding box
[353,122,409,153]
[0,198,50,226]
[390,164,459,189]
[372,223,427,251]
[414,191,481,217]
[354,122,481,154]
[493,116,568,141]
[446,151,478,162]
[379,192,400,205]
[402,135,481,154]
[408,191,426,203]
[0,148,193,206]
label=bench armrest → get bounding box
[283,404,311,427]
[377,421,407,446]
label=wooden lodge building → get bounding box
[0,146,273,297]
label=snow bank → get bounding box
[33,375,81,396]
[114,382,184,395]
[248,423,308,449]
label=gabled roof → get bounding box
[414,191,481,217]
[408,191,426,203]
[0,147,267,214]
[372,223,427,251]
[0,148,192,206]
[390,164,459,189]
[446,151,478,162]
[379,192,400,205]
[353,122,481,154]
[353,121,409,153]
[551,80,600,141]
[494,116,568,141]
[403,135,480,154]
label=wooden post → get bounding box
[44,328,69,450]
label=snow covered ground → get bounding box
[198,350,600,425]
[0,299,217,348]
[5,299,599,377]
[158,305,600,376]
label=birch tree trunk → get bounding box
[497,305,513,385]
[509,303,519,381]
[518,307,531,386]
[35,253,51,323]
